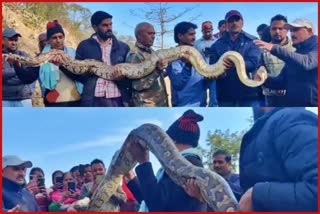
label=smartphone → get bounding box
[95,174,104,184]
[55,176,63,183]
[37,177,45,187]
[55,176,63,189]
[67,181,76,192]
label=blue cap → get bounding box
[2,27,22,38]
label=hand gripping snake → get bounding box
[2,46,267,87]
[78,124,239,212]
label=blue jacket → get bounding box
[2,177,40,212]
[209,31,261,102]
[240,108,318,211]
[62,35,130,106]
[2,48,33,100]
[224,172,242,201]
[167,59,206,107]
[264,35,318,106]
[128,155,207,211]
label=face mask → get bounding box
[97,29,113,41]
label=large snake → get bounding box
[82,124,239,212]
[2,46,267,87]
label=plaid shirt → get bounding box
[93,36,121,98]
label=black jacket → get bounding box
[209,31,261,103]
[127,155,207,211]
[2,49,34,100]
[2,177,40,211]
[62,35,130,106]
[264,35,318,106]
[240,108,318,211]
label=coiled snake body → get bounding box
[86,124,239,212]
[2,46,266,87]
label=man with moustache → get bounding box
[126,22,168,107]
[5,22,83,107]
[195,21,218,107]
[79,159,126,211]
[2,28,34,107]
[167,22,207,107]
[260,15,295,106]
[254,18,318,106]
[63,11,130,107]
[209,10,261,107]
[2,155,40,211]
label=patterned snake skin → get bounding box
[85,124,239,212]
[2,46,267,87]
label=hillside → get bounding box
[2,3,86,55]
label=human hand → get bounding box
[156,58,168,72]
[223,58,235,69]
[124,170,136,183]
[4,54,21,66]
[130,141,149,164]
[253,40,274,52]
[239,187,254,211]
[7,205,21,212]
[254,66,268,81]
[112,65,125,80]
[49,55,63,67]
[25,178,39,194]
[182,178,205,203]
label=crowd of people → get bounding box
[2,107,318,212]
[2,10,318,107]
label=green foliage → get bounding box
[6,2,93,42]
[204,129,246,171]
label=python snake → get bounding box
[84,124,239,211]
[2,46,266,87]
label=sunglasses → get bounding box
[227,16,241,23]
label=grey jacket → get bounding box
[2,48,33,100]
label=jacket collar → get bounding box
[90,34,120,50]
[135,42,153,54]
[2,47,19,54]
[2,177,25,192]
[293,35,317,50]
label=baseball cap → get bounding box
[285,18,314,31]
[225,10,243,21]
[2,27,22,38]
[2,155,32,169]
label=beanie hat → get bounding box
[46,20,65,39]
[91,11,113,26]
[166,110,204,147]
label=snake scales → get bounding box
[82,124,239,212]
[2,46,266,87]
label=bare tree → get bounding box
[130,3,200,49]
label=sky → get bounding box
[77,2,318,48]
[2,107,318,186]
